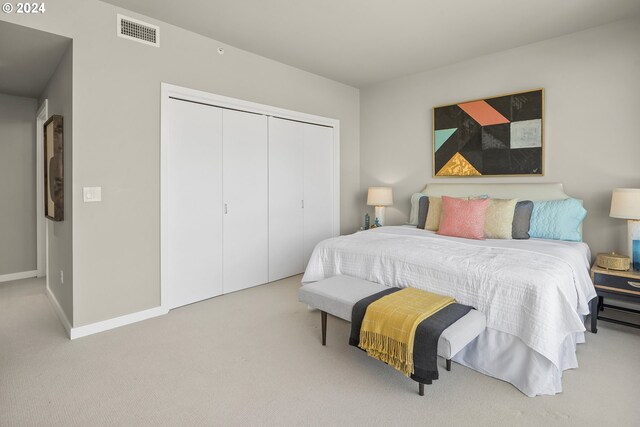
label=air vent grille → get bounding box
[117,14,159,47]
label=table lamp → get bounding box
[367,187,393,226]
[610,188,640,270]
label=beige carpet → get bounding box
[1,276,639,426]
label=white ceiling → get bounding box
[104,0,640,87]
[0,21,71,98]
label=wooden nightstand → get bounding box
[590,266,640,333]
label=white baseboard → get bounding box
[0,270,38,283]
[69,305,169,340]
[46,283,168,340]
[46,285,72,338]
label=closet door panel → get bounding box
[268,118,304,281]
[223,110,268,293]
[303,125,334,267]
[166,99,223,309]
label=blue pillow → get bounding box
[530,198,586,242]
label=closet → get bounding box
[268,118,334,281]
[165,99,223,309]
[223,110,269,294]
[162,87,338,310]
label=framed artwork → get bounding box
[44,115,64,221]
[433,89,543,177]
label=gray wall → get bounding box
[360,17,640,257]
[1,0,360,327]
[0,93,37,276]
[39,44,73,324]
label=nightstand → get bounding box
[590,266,640,333]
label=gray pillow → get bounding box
[417,196,429,229]
[512,200,533,239]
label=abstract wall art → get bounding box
[433,89,543,177]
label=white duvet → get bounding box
[302,226,596,369]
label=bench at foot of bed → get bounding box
[300,275,486,396]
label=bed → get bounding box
[302,183,596,397]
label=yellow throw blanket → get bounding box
[359,288,455,377]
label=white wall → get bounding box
[0,93,37,276]
[360,17,640,256]
[39,44,73,323]
[1,0,360,327]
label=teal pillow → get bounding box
[530,198,586,242]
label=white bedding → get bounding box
[302,226,596,395]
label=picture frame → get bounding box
[44,115,64,221]
[433,89,544,177]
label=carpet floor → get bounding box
[1,276,639,426]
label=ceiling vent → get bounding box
[117,14,159,47]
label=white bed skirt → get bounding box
[453,327,585,397]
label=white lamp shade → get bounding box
[610,188,640,220]
[367,187,393,206]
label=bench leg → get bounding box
[418,379,431,396]
[321,311,327,345]
[446,359,451,371]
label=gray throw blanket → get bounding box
[349,287,472,384]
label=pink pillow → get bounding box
[437,196,490,240]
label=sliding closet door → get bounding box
[223,110,268,293]
[268,117,304,281]
[303,124,334,267]
[165,99,223,309]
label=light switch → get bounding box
[83,187,102,202]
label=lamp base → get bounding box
[629,220,640,270]
[374,206,385,226]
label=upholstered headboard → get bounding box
[421,183,573,202]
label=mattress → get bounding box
[302,226,596,396]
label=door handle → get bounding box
[301,200,304,209]
[224,203,228,214]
